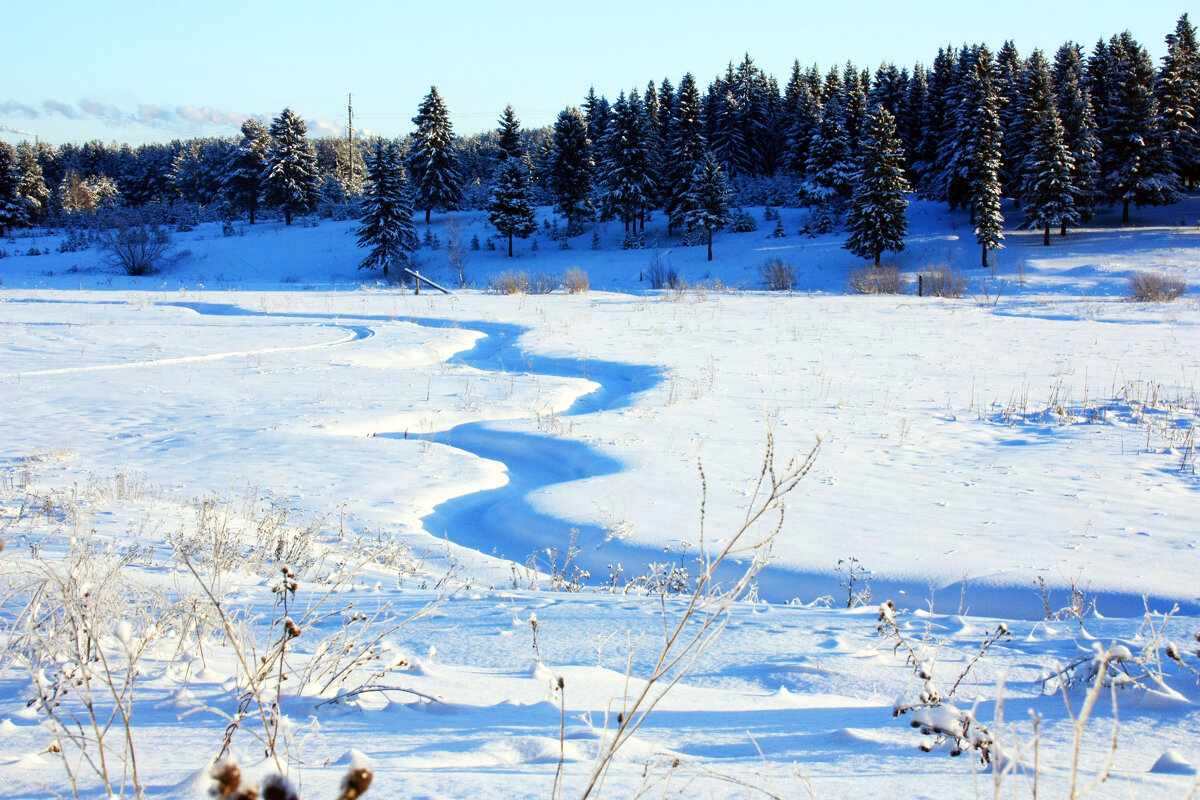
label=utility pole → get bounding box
[347,93,354,191]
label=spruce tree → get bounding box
[224,118,269,224]
[408,86,464,224]
[685,152,732,261]
[263,108,318,225]
[664,73,707,236]
[549,107,594,234]
[804,94,854,208]
[844,107,911,265]
[488,156,537,257]
[1021,103,1079,244]
[967,47,1005,267]
[357,140,418,277]
[600,90,656,233]
[1053,43,1103,220]
[14,141,49,223]
[1158,13,1200,188]
[0,143,28,236]
[1101,32,1180,221]
[496,104,523,161]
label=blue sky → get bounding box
[1,1,1190,146]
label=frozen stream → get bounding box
[163,300,1196,618]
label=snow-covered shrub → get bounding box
[97,220,174,275]
[562,266,589,293]
[849,266,907,294]
[919,268,965,298]
[490,270,530,294]
[646,253,680,290]
[759,258,796,291]
[1129,271,1187,302]
[528,272,556,294]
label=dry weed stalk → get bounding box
[577,429,820,799]
[877,599,1010,762]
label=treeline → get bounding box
[1,13,1197,261]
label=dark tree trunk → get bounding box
[1122,199,1130,223]
[1060,220,1067,237]
[507,233,514,257]
[425,208,432,225]
[707,229,713,261]
[981,243,988,268]
[1044,223,1050,246]
[874,251,881,266]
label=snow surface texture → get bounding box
[0,199,1198,798]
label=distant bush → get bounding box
[490,270,529,294]
[528,272,557,294]
[919,268,966,298]
[646,253,680,289]
[849,266,907,295]
[98,223,173,276]
[726,208,758,233]
[562,266,590,293]
[1129,271,1187,302]
[759,258,797,291]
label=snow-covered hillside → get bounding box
[1,199,1198,798]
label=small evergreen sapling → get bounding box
[684,152,732,261]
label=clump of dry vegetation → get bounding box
[849,266,907,294]
[1128,271,1187,302]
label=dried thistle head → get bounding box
[210,760,243,799]
[260,774,298,800]
[336,765,374,800]
[556,676,565,690]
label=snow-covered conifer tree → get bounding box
[407,87,464,225]
[1157,13,1200,188]
[263,108,318,225]
[14,141,49,223]
[1021,102,1079,244]
[665,73,707,236]
[803,94,854,208]
[967,47,1005,267]
[0,143,28,236]
[844,107,911,265]
[685,152,731,261]
[488,156,537,257]
[224,118,270,224]
[496,105,523,161]
[357,140,418,277]
[1097,32,1180,221]
[549,107,594,234]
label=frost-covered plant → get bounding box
[97,219,174,275]
[877,600,1010,762]
[848,266,907,294]
[836,556,872,608]
[759,258,796,291]
[919,268,966,298]
[490,270,530,294]
[1129,271,1187,302]
[579,429,820,799]
[562,266,589,293]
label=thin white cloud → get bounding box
[43,99,83,119]
[311,118,345,137]
[138,104,173,125]
[78,98,129,125]
[177,105,244,126]
[0,101,39,118]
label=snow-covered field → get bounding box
[1,199,1198,798]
